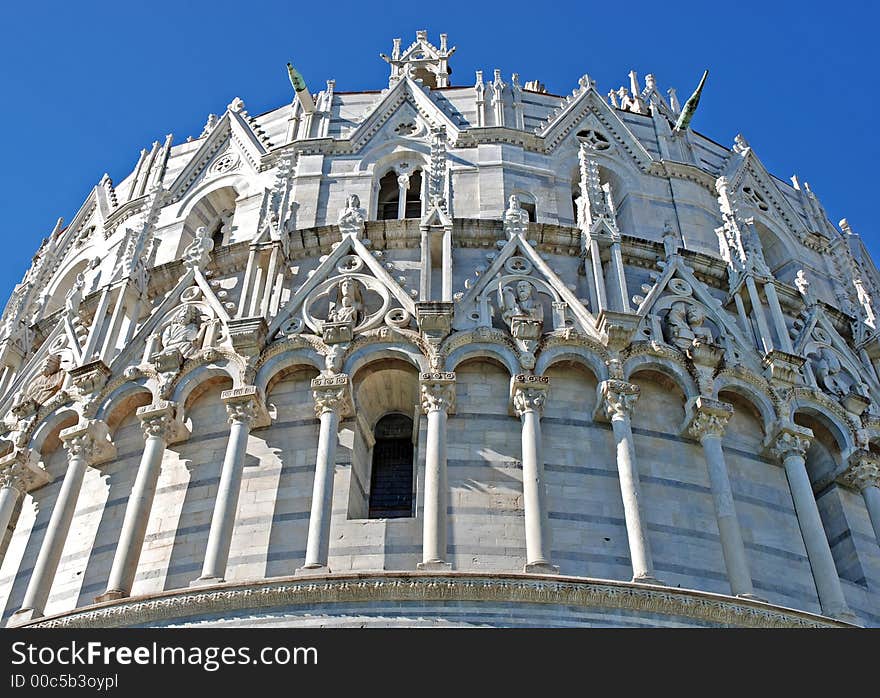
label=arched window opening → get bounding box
[368,413,415,518]
[181,187,238,253]
[376,169,423,220]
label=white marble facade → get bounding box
[0,31,879,628]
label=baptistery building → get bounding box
[1,31,879,628]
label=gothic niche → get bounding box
[304,274,399,344]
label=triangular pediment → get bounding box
[166,110,268,206]
[454,233,600,339]
[633,255,762,370]
[347,78,462,152]
[537,86,657,170]
[267,234,417,340]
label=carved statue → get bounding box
[337,194,366,238]
[664,301,714,349]
[21,354,65,406]
[813,347,850,397]
[65,272,86,315]
[503,195,529,237]
[326,277,365,327]
[499,279,544,341]
[182,226,214,269]
[159,305,204,358]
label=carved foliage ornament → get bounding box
[600,379,639,421]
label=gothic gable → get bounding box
[346,78,462,153]
[536,84,656,170]
[267,233,417,343]
[166,107,268,206]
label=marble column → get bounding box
[0,450,50,567]
[417,371,455,570]
[9,421,115,625]
[298,374,353,574]
[839,449,880,546]
[598,379,663,585]
[97,401,188,601]
[193,386,266,586]
[684,397,756,597]
[511,374,557,574]
[769,425,855,621]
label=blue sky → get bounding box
[0,0,876,301]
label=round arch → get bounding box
[623,354,699,399]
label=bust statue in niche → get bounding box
[664,301,714,350]
[13,353,65,416]
[322,276,365,344]
[152,305,206,372]
[500,279,544,340]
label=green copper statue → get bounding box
[674,70,708,133]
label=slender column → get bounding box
[745,276,773,353]
[192,387,265,586]
[511,374,557,573]
[839,450,880,546]
[441,226,453,302]
[684,397,756,597]
[769,426,855,621]
[298,374,352,573]
[0,450,50,567]
[589,239,608,313]
[598,380,663,584]
[97,402,187,601]
[763,281,794,353]
[9,421,115,625]
[608,240,630,312]
[418,372,455,570]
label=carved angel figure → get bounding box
[503,195,529,237]
[326,277,365,327]
[337,194,366,238]
[159,305,205,358]
[22,354,64,406]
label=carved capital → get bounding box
[420,372,456,414]
[0,449,50,494]
[766,425,813,463]
[597,379,639,421]
[683,397,733,441]
[59,420,116,466]
[311,374,354,419]
[221,386,270,428]
[510,374,549,417]
[136,401,189,444]
[839,450,880,492]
